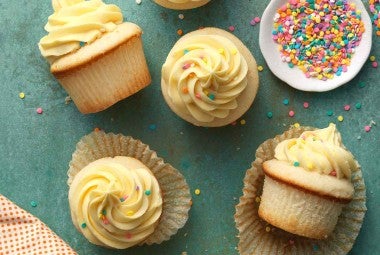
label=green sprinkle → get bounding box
[102,209,107,216]
[293,162,300,167]
[266,111,273,119]
[208,94,215,100]
[312,244,319,251]
[283,99,289,105]
[79,41,85,47]
[145,190,151,196]
[355,103,362,109]
[327,110,334,116]
[81,222,87,229]
[30,201,37,207]
[120,197,125,202]
[184,49,189,54]
[358,82,366,88]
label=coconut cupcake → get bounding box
[161,27,259,127]
[235,124,366,254]
[153,0,210,10]
[38,0,151,114]
[67,131,191,249]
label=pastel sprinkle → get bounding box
[94,127,101,132]
[293,161,300,167]
[358,81,366,88]
[250,19,257,26]
[283,98,289,105]
[102,209,107,216]
[120,196,128,202]
[149,124,157,131]
[178,14,184,20]
[266,111,273,119]
[145,190,151,196]
[240,119,246,125]
[330,170,337,177]
[372,61,378,68]
[182,86,189,94]
[79,41,85,47]
[184,49,189,54]
[182,63,191,70]
[126,233,132,239]
[327,110,334,116]
[337,115,344,122]
[194,189,201,195]
[36,107,43,114]
[195,93,201,99]
[355,103,362,109]
[127,211,134,216]
[265,226,271,232]
[313,244,320,251]
[208,94,215,100]
[135,0,141,4]
[228,26,235,32]
[344,105,351,111]
[136,186,140,191]
[288,110,295,117]
[293,122,300,128]
[254,17,261,23]
[303,102,309,109]
[370,55,376,62]
[19,92,25,99]
[257,65,264,71]
[30,201,37,207]
[369,0,380,36]
[364,126,371,132]
[81,222,87,229]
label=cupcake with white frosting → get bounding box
[67,131,191,249]
[153,0,210,10]
[161,27,259,127]
[38,0,151,114]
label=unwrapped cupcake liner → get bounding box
[235,126,366,255]
[67,131,191,246]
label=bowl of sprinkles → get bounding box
[260,0,372,92]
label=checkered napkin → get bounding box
[0,195,77,255]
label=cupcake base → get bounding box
[153,0,210,10]
[161,27,259,127]
[235,126,366,254]
[67,131,191,246]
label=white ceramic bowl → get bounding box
[259,0,372,92]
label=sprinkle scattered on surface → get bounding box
[36,107,43,114]
[288,110,295,117]
[372,61,378,68]
[344,105,351,111]
[267,111,273,119]
[149,124,157,131]
[293,161,300,167]
[370,55,376,62]
[145,190,151,196]
[355,102,362,109]
[337,115,344,122]
[81,222,87,229]
[135,0,142,4]
[194,189,201,195]
[265,226,271,232]
[359,81,366,88]
[19,92,25,99]
[228,26,235,32]
[327,110,334,116]
[240,119,246,125]
[178,14,184,20]
[126,233,132,239]
[177,29,183,36]
[30,201,37,207]
[283,98,289,105]
[127,211,134,216]
[94,127,101,132]
[303,102,309,109]
[365,125,371,132]
[257,65,264,71]
[293,122,300,128]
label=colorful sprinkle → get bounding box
[145,190,151,196]
[265,226,271,232]
[283,99,289,105]
[182,86,189,94]
[255,196,261,203]
[257,65,264,71]
[127,211,134,216]
[364,125,371,132]
[177,29,183,36]
[102,209,107,216]
[120,196,128,202]
[327,110,334,116]
[195,93,201,99]
[194,189,201,195]
[208,94,215,100]
[30,201,37,207]
[313,244,320,251]
[370,55,376,62]
[228,25,235,32]
[135,0,142,4]
[240,119,246,125]
[358,81,366,88]
[288,110,295,117]
[272,0,365,80]
[19,92,25,99]
[81,222,87,229]
[355,102,362,109]
[329,170,337,177]
[369,0,380,36]
[184,49,189,55]
[254,16,261,23]
[36,107,43,114]
[303,102,309,109]
[344,105,351,111]
[337,115,344,122]
[293,161,300,167]
[79,41,85,47]
[178,14,184,20]
[149,124,157,131]
[266,111,273,119]
[136,186,140,191]
[182,63,191,70]
[126,233,132,239]
[94,127,101,132]
[372,61,378,68]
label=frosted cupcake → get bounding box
[39,0,151,114]
[235,124,366,254]
[153,0,210,10]
[161,27,259,127]
[67,131,191,249]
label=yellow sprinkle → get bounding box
[240,119,246,125]
[218,48,225,54]
[231,49,238,55]
[257,65,264,72]
[307,162,314,170]
[337,115,344,122]
[255,197,261,203]
[194,189,201,195]
[19,92,25,99]
[369,56,376,62]
[293,123,300,128]
[127,211,134,216]
[265,226,271,232]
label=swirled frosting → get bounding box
[167,0,203,2]
[275,123,356,179]
[162,34,248,122]
[68,156,162,249]
[39,0,123,60]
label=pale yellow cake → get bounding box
[154,0,210,10]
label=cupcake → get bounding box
[235,124,366,254]
[153,0,210,10]
[38,0,151,114]
[67,131,191,249]
[161,27,259,127]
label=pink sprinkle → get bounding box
[228,26,235,32]
[182,63,191,70]
[126,233,132,239]
[289,110,295,117]
[303,102,309,109]
[372,61,378,68]
[195,93,201,99]
[102,218,109,225]
[250,20,256,26]
[344,105,351,111]
[364,126,371,132]
[329,170,337,177]
[231,121,237,126]
[254,17,261,23]
[36,107,43,114]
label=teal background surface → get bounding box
[0,0,379,254]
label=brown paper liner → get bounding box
[235,126,366,255]
[67,131,191,246]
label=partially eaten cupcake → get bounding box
[39,0,151,114]
[258,123,357,239]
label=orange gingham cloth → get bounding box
[0,195,77,255]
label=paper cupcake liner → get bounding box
[235,126,366,255]
[67,131,191,246]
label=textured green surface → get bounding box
[0,0,379,254]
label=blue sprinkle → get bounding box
[149,124,157,131]
[283,99,289,105]
[208,94,215,100]
[184,49,190,54]
[312,244,319,251]
[79,41,86,47]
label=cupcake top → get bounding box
[68,156,162,249]
[274,123,356,179]
[38,0,123,61]
[162,34,249,123]
[166,0,204,3]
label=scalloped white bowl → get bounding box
[259,0,372,92]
